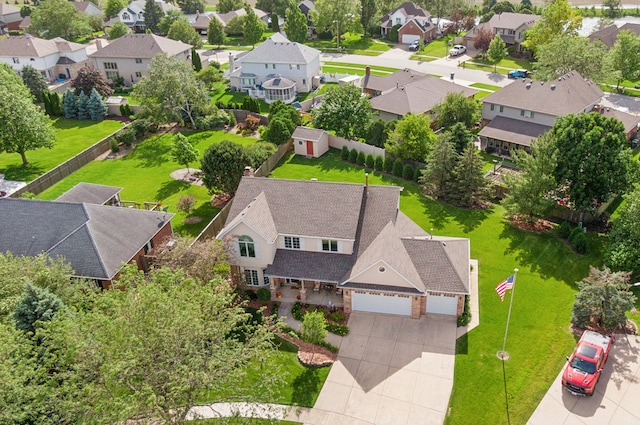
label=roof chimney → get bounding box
[365,172,369,194]
[365,66,370,76]
[396,81,399,88]
[95,39,103,50]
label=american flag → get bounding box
[496,275,515,301]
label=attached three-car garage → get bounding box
[351,291,412,316]
[426,293,459,315]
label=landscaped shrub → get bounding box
[365,153,374,168]
[245,289,258,301]
[569,227,588,254]
[271,302,279,316]
[374,155,384,170]
[341,145,349,160]
[130,118,152,137]
[413,167,422,182]
[384,156,394,173]
[110,139,120,153]
[244,115,261,131]
[115,127,136,146]
[356,151,366,165]
[318,340,339,353]
[326,322,349,336]
[119,103,133,117]
[176,194,196,214]
[348,148,358,163]
[256,287,271,302]
[457,295,471,327]
[558,221,572,239]
[402,163,414,180]
[392,158,404,177]
[329,310,345,323]
[195,114,228,130]
[291,301,303,321]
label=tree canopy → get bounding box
[29,0,92,39]
[171,133,199,172]
[420,134,458,201]
[487,34,507,72]
[0,64,55,165]
[176,0,206,14]
[107,20,132,39]
[207,14,226,47]
[21,65,48,103]
[217,0,244,13]
[522,0,582,54]
[606,184,640,277]
[243,6,265,46]
[385,113,436,161]
[167,17,203,47]
[143,0,164,33]
[105,0,127,18]
[283,2,308,43]
[311,0,361,41]
[71,66,113,98]
[434,92,481,130]
[158,9,184,34]
[607,29,640,90]
[535,34,607,82]
[312,84,371,139]
[201,140,251,195]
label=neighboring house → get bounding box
[112,0,179,32]
[463,12,539,54]
[363,67,477,121]
[0,35,89,82]
[71,1,103,17]
[189,11,214,34]
[298,0,315,38]
[588,23,640,49]
[479,71,603,154]
[0,184,174,288]
[217,176,471,318]
[229,33,321,103]
[292,126,329,157]
[596,106,640,140]
[379,2,435,44]
[0,4,21,32]
[212,7,269,28]
[89,34,191,85]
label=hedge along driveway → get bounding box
[269,149,605,425]
[0,119,123,183]
[37,130,256,237]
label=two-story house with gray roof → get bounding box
[89,34,191,85]
[463,12,539,54]
[0,183,174,288]
[380,2,435,44]
[229,33,321,103]
[479,71,603,154]
[217,176,470,318]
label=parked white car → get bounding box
[448,44,467,56]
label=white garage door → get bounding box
[426,294,458,315]
[401,34,420,44]
[352,291,412,316]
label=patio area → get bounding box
[275,283,344,308]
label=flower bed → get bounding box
[277,331,337,367]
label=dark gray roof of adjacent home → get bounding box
[266,250,354,282]
[598,107,640,135]
[90,34,190,59]
[478,115,551,147]
[370,75,477,116]
[482,71,603,117]
[56,183,122,205]
[588,23,640,49]
[403,237,469,293]
[292,126,326,141]
[237,34,320,65]
[364,68,427,93]
[226,177,365,240]
[0,198,173,280]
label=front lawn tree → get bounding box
[607,30,640,91]
[552,113,634,215]
[473,26,493,57]
[0,64,55,165]
[158,9,185,35]
[201,140,250,195]
[434,92,481,130]
[168,18,203,48]
[21,65,48,103]
[487,33,507,72]
[207,16,226,48]
[283,2,308,43]
[503,132,558,222]
[522,0,582,54]
[535,34,607,81]
[606,184,640,277]
[71,66,113,98]
[301,310,328,346]
[29,0,92,39]
[171,133,199,174]
[312,84,371,139]
[132,53,211,129]
[311,0,361,43]
[571,266,636,331]
[107,20,131,39]
[385,113,436,161]
[243,6,265,46]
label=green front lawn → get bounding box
[0,118,123,183]
[269,149,604,425]
[419,35,456,57]
[306,33,392,55]
[36,130,255,237]
[470,83,501,91]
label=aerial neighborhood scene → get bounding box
[2,0,640,422]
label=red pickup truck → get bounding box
[562,330,614,396]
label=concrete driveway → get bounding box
[528,334,640,425]
[291,312,457,425]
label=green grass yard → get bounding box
[36,130,255,237]
[470,83,501,91]
[306,33,392,56]
[269,149,605,425]
[0,118,123,183]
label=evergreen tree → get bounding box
[63,88,77,119]
[191,49,202,71]
[88,88,107,121]
[207,16,226,48]
[420,134,458,201]
[21,65,48,103]
[283,2,308,43]
[76,91,89,120]
[143,0,164,33]
[243,6,264,46]
[451,144,491,208]
[13,283,64,336]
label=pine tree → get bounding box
[420,134,458,201]
[13,283,64,336]
[451,145,491,208]
[88,88,107,121]
[76,90,89,120]
[243,6,264,46]
[62,88,77,119]
[191,49,202,72]
[207,16,226,48]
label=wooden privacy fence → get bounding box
[11,124,130,198]
[194,140,293,242]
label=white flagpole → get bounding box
[500,268,518,356]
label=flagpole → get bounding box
[498,268,518,359]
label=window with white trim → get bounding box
[135,71,142,78]
[135,58,142,64]
[244,269,259,286]
[106,71,120,80]
[238,235,256,257]
[284,236,300,249]
[144,238,154,254]
[104,62,118,70]
[322,239,338,252]
[12,57,19,64]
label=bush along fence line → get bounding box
[340,145,423,184]
[194,140,294,242]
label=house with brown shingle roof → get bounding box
[0,3,21,32]
[380,2,435,44]
[0,35,88,82]
[89,34,191,85]
[217,177,471,318]
[479,71,603,154]
[363,68,477,121]
[588,23,640,49]
[463,12,539,53]
[71,1,103,16]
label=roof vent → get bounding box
[550,84,556,90]
[541,81,544,85]
[310,178,318,181]
[526,83,531,89]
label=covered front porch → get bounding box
[270,278,344,308]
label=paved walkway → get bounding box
[528,333,640,425]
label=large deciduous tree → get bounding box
[283,2,308,43]
[311,0,361,42]
[176,0,205,14]
[571,266,636,330]
[312,84,371,139]
[158,9,184,34]
[143,0,164,33]
[207,15,226,47]
[201,140,250,195]
[503,132,558,222]
[243,6,265,46]
[71,66,113,97]
[473,26,493,57]
[360,0,376,35]
[606,184,640,277]
[434,91,481,130]
[385,113,436,161]
[30,0,92,40]
[487,33,507,72]
[522,0,582,54]
[105,0,127,18]
[551,113,635,214]
[535,35,608,81]
[107,20,132,39]
[21,65,48,103]
[607,30,640,91]
[0,65,55,165]
[167,17,203,47]
[217,0,244,13]
[132,53,211,129]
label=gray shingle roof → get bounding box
[487,12,539,30]
[237,34,320,65]
[263,75,295,89]
[588,23,640,49]
[0,36,85,58]
[90,34,191,59]
[266,250,354,282]
[223,192,278,242]
[364,68,427,93]
[0,198,174,280]
[292,126,326,141]
[56,183,122,205]
[478,115,551,147]
[402,238,469,293]
[482,71,603,117]
[598,107,640,135]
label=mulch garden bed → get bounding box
[509,215,555,233]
